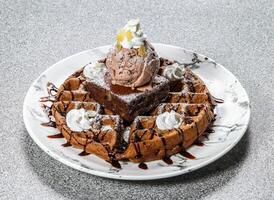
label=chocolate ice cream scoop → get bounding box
[105,19,160,89]
[106,42,160,88]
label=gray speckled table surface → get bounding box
[0,0,273,199]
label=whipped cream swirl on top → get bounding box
[66,108,97,132]
[163,63,185,81]
[156,110,183,130]
[83,62,106,79]
[116,18,146,49]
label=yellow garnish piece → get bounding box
[116,29,133,43]
[125,31,133,40]
[138,45,146,57]
[116,30,124,42]
[116,42,122,50]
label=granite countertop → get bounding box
[0,0,273,199]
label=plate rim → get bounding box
[23,43,251,180]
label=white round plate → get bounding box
[23,44,250,180]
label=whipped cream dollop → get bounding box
[116,18,146,49]
[156,110,183,130]
[66,108,97,132]
[83,62,106,79]
[163,63,185,81]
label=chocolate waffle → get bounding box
[117,67,215,162]
[47,59,215,167]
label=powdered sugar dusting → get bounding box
[89,72,169,104]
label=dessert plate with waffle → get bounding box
[23,19,250,180]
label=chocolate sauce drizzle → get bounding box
[41,121,56,128]
[47,82,58,96]
[62,142,72,147]
[206,127,215,133]
[176,53,202,68]
[212,96,224,104]
[103,144,121,169]
[40,82,58,128]
[79,151,90,156]
[194,122,199,137]
[47,133,64,138]
[162,157,173,165]
[194,140,204,147]
[41,61,219,170]
[40,82,58,102]
[179,150,196,159]
[138,162,148,170]
[109,159,121,169]
[133,143,142,159]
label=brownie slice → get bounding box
[86,73,170,121]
